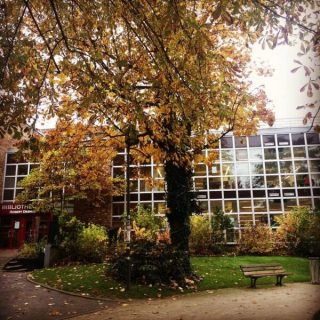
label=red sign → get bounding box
[0,203,34,215]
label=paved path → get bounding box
[0,251,117,320]
[72,283,320,320]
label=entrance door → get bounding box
[0,216,31,249]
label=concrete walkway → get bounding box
[71,283,320,320]
[0,250,117,320]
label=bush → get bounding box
[77,224,108,263]
[18,241,45,259]
[108,239,197,287]
[55,211,108,263]
[131,206,167,242]
[189,215,211,255]
[189,210,233,255]
[276,207,320,256]
[238,224,275,255]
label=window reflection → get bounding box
[237,176,250,189]
[239,200,252,212]
[294,160,308,173]
[250,162,264,174]
[223,176,236,189]
[266,175,280,188]
[221,137,233,148]
[283,198,297,211]
[221,150,234,162]
[209,177,221,189]
[310,160,320,173]
[253,200,267,212]
[264,148,277,160]
[277,134,290,146]
[278,148,292,159]
[293,147,306,158]
[263,135,275,146]
[279,161,293,173]
[224,200,237,213]
[236,162,249,175]
[265,162,278,174]
[249,148,263,160]
[269,199,282,211]
[222,163,235,175]
[252,176,265,188]
[236,149,248,161]
[281,175,295,187]
[292,133,305,145]
[308,146,320,158]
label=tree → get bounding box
[1,1,319,271]
[16,121,122,213]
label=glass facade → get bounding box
[112,132,320,238]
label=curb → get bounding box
[26,273,124,303]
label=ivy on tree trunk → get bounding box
[165,160,194,273]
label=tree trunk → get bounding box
[164,160,193,273]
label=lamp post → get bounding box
[124,124,139,290]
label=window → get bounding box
[210,200,223,211]
[239,200,252,212]
[237,176,250,189]
[209,177,221,189]
[235,137,247,148]
[153,166,164,178]
[310,160,320,173]
[269,199,282,211]
[250,162,264,175]
[211,163,221,175]
[294,160,309,173]
[283,199,297,211]
[265,162,278,174]
[306,133,320,145]
[266,175,280,188]
[264,148,277,160]
[252,176,265,188]
[249,148,263,160]
[222,163,235,175]
[194,177,207,190]
[263,135,275,146]
[113,154,125,165]
[249,136,261,147]
[222,176,236,189]
[236,149,248,161]
[279,161,293,174]
[311,174,320,187]
[236,162,249,175]
[253,199,267,212]
[308,146,320,158]
[221,137,233,148]
[221,150,234,162]
[292,133,305,145]
[293,147,306,158]
[277,134,290,146]
[281,175,295,188]
[224,200,237,213]
[278,148,292,160]
[194,164,207,176]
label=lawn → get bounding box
[31,256,310,300]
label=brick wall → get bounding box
[74,198,113,228]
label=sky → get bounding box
[251,43,320,124]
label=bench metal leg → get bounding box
[276,275,284,286]
[250,277,257,288]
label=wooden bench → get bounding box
[240,263,291,288]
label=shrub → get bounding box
[189,210,233,255]
[108,239,197,287]
[18,241,44,259]
[238,224,275,255]
[189,215,211,255]
[77,224,108,263]
[276,207,320,256]
[55,211,108,263]
[131,206,167,242]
